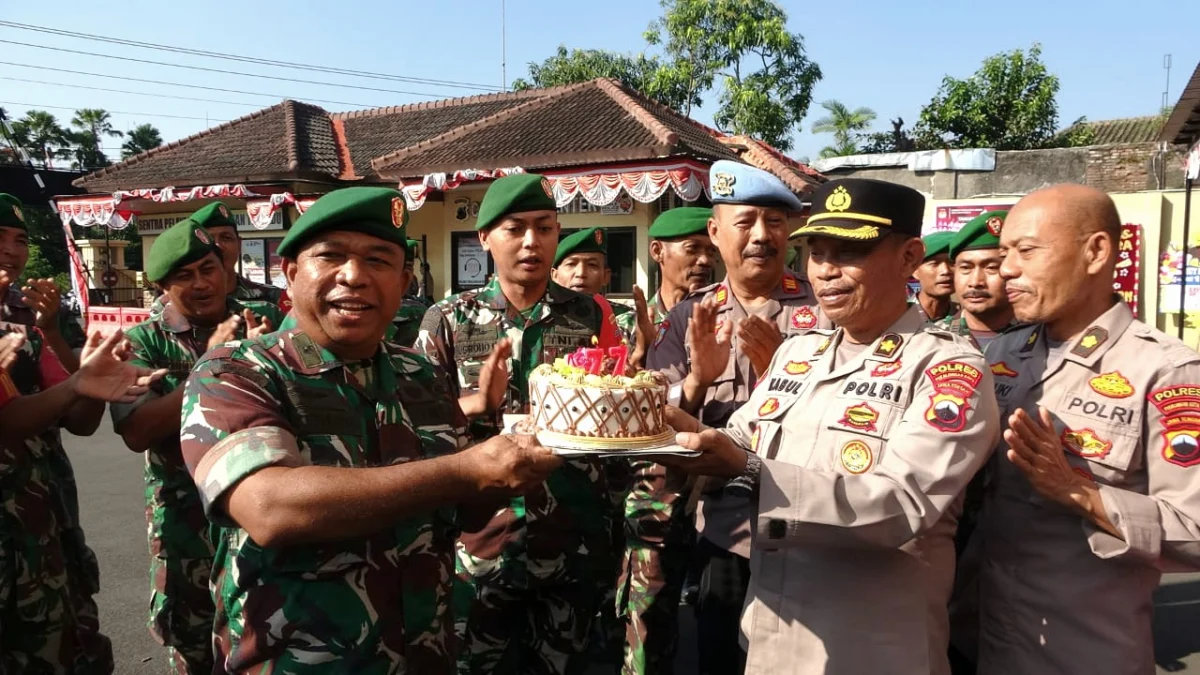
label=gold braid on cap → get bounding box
[795,223,881,240]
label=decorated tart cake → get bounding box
[525,345,673,451]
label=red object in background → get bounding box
[591,294,625,349]
[1113,224,1140,318]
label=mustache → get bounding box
[961,291,992,299]
[742,245,778,259]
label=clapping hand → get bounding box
[21,278,63,330]
[477,338,513,414]
[0,332,25,373]
[1005,407,1088,508]
[73,330,168,403]
[686,295,733,388]
[243,309,274,340]
[627,285,658,372]
[207,314,243,350]
[737,316,783,379]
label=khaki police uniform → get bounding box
[969,301,1200,674]
[719,305,999,674]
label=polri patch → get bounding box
[1149,385,1200,467]
[923,361,982,433]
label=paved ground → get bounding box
[66,425,1199,674]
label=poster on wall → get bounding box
[930,203,1014,234]
[241,239,266,284]
[266,239,286,289]
[456,237,489,287]
[1159,241,1200,312]
[1113,224,1140,317]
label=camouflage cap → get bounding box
[189,202,238,232]
[474,173,557,231]
[0,193,26,232]
[277,187,409,258]
[145,218,220,282]
[554,227,606,267]
[921,231,957,261]
[949,210,1008,260]
[648,207,712,240]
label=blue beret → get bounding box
[709,160,803,211]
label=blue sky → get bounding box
[2,0,1197,165]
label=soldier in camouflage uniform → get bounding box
[610,207,716,675]
[392,238,432,347]
[110,218,281,674]
[416,174,624,675]
[0,200,166,673]
[188,202,293,316]
[0,194,86,373]
[913,232,958,322]
[937,210,1022,351]
[179,187,559,674]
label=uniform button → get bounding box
[767,518,787,540]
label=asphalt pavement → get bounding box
[65,424,1200,674]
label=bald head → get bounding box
[999,183,1122,336]
[1010,184,1121,243]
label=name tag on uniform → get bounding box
[840,379,904,404]
[456,340,495,360]
[543,330,592,350]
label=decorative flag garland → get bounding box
[400,167,526,210]
[542,162,710,208]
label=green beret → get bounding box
[0,193,27,232]
[921,231,956,260]
[277,187,408,258]
[146,219,220,282]
[949,210,1007,260]
[406,238,419,256]
[786,246,798,266]
[475,174,557,231]
[189,202,238,231]
[554,227,607,267]
[649,207,712,240]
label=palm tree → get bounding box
[811,100,877,157]
[11,110,69,168]
[121,123,163,159]
[70,108,124,170]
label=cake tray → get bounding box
[501,415,700,458]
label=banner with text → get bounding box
[1113,224,1140,317]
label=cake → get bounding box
[524,345,673,451]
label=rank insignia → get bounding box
[871,361,902,377]
[759,397,780,417]
[990,362,1019,378]
[1020,329,1039,353]
[714,286,728,306]
[791,306,816,330]
[1071,326,1109,358]
[923,361,983,432]
[814,336,833,356]
[783,360,812,376]
[1150,385,1200,467]
[839,403,880,433]
[874,333,903,358]
[840,440,873,474]
[1061,427,1112,460]
[1089,371,1133,399]
[782,276,800,294]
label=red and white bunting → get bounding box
[113,183,261,205]
[400,167,526,210]
[245,193,317,229]
[542,162,710,207]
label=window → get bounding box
[239,238,287,288]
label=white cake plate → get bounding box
[501,415,700,458]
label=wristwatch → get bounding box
[725,450,762,497]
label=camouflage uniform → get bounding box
[935,311,1022,352]
[415,277,622,675]
[0,323,113,674]
[2,285,87,352]
[179,328,468,673]
[231,274,291,316]
[392,296,432,348]
[612,291,693,674]
[110,296,280,674]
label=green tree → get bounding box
[857,117,918,154]
[514,0,822,151]
[11,110,70,168]
[646,0,821,151]
[913,44,1071,150]
[512,47,696,111]
[69,108,123,170]
[121,123,163,159]
[811,100,876,157]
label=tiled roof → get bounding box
[1085,116,1164,145]
[719,135,825,194]
[1161,61,1200,145]
[74,78,808,193]
[371,79,740,177]
[75,100,336,191]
